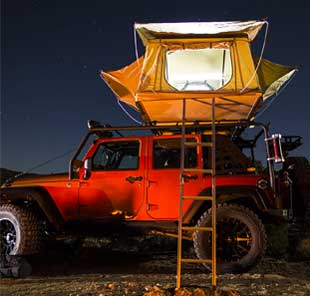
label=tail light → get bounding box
[257,178,269,190]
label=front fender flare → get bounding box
[0,187,64,230]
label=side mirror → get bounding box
[83,158,92,179]
[72,159,83,170]
[266,134,285,163]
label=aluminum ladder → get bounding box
[176,98,217,289]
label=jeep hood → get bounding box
[3,173,69,188]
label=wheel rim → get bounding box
[202,216,252,263]
[217,217,252,263]
[0,218,17,255]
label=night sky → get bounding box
[1,0,310,173]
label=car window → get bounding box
[92,141,139,171]
[153,138,197,169]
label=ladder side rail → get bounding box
[176,98,187,289]
[211,97,217,288]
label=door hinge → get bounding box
[147,203,159,211]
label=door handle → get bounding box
[79,181,88,187]
[182,174,198,181]
[125,176,143,183]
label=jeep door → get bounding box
[78,138,145,219]
[146,135,203,219]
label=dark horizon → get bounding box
[2,0,310,173]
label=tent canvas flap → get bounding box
[255,58,297,101]
[100,57,144,109]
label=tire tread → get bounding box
[0,204,40,255]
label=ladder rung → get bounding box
[182,226,213,232]
[181,258,212,264]
[184,142,213,147]
[182,195,213,201]
[183,168,213,174]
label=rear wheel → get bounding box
[193,204,267,273]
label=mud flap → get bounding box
[0,255,32,278]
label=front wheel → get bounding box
[0,204,40,256]
[193,204,267,273]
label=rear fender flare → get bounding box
[183,186,270,224]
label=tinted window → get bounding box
[153,138,197,169]
[202,135,252,174]
[92,141,139,171]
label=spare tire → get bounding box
[285,157,309,169]
[193,204,267,273]
[284,157,310,216]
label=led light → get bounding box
[257,179,269,190]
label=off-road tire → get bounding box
[193,204,267,273]
[0,204,40,255]
[285,157,310,221]
[285,157,309,169]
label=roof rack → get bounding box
[88,119,256,135]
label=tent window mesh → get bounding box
[165,48,232,91]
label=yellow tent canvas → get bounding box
[101,21,296,124]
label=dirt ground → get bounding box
[1,238,310,296]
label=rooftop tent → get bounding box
[101,21,297,124]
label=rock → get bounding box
[106,282,116,289]
[213,289,240,296]
[175,288,193,296]
[257,287,268,295]
[144,286,168,296]
[263,274,287,280]
[193,288,208,296]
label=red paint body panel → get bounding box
[11,175,79,221]
[9,134,273,222]
[78,137,146,219]
[145,135,203,219]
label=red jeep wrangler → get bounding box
[1,120,309,276]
